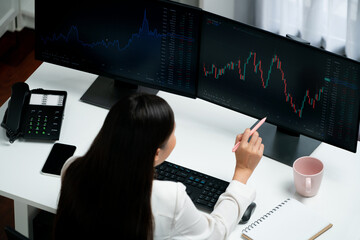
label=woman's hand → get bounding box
[232,128,264,184]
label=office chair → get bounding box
[4,226,29,240]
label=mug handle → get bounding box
[306,177,311,193]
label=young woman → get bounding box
[54,93,264,240]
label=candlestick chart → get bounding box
[202,52,325,118]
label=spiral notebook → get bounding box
[241,198,333,240]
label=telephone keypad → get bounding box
[23,107,64,140]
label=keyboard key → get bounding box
[196,199,209,206]
[176,172,187,177]
[176,177,185,182]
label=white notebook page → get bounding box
[242,198,332,240]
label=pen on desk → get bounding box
[232,117,267,152]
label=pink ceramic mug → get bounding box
[293,156,324,197]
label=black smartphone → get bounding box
[41,143,76,176]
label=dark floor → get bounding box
[0,28,42,240]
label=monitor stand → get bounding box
[254,121,321,167]
[80,76,158,109]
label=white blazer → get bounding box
[152,180,255,239]
[61,157,256,239]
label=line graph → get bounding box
[40,9,194,52]
[202,52,325,118]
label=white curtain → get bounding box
[201,0,360,61]
[347,0,360,60]
[254,0,360,60]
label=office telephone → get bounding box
[1,82,67,143]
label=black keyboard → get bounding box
[155,161,229,212]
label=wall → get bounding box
[0,0,35,39]
[18,0,35,30]
[0,0,19,38]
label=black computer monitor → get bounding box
[35,0,200,109]
[198,12,360,165]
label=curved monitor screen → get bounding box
[198,12,360,152]
[35,0,200,97]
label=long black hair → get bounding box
[54,93,175,240]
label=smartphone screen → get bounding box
[41,143,76,176]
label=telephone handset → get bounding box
[1,82,67,143]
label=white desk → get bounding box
[1,63,359,239]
